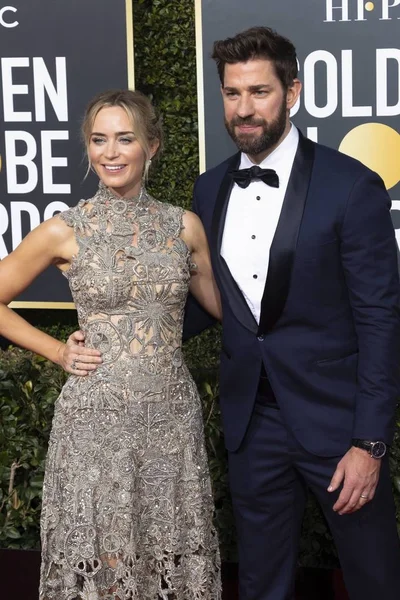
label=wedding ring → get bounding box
[360,494,368,499]
[71,359,77,370]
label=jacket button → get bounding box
[257,335,265,341]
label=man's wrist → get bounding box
[352,438,387,459]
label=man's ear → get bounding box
[286,79,302,110]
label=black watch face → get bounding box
[371,441,386,458]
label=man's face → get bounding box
[221,59,301,163]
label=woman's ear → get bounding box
[150,139,160,159]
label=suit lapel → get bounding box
[211,152,258,334]
[258,132,315,334]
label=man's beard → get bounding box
[224,99,287,157]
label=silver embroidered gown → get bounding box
[39,183,221,600]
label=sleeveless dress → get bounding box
[39,183,221,600]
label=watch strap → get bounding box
[352,439,373,451]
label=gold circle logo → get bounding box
[339,123,400,190]
[365,2,374,11]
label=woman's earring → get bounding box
[143,158,152,180]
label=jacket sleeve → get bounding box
[182,177,217,342]
[340,171,400,444]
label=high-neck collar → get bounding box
[96,180,147,205]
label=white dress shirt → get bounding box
[221,124,299,323]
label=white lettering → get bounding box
[0,201,73,256]
[33,57,68,122]
[0,204,9,258]
[0,6,18,28]
[307,127,319,142]
[355,0,366,20]
[41,130,70,194]
[391,200,400,251]
[324,0,349,22]
[10,201,40,249]
[341,50,372,116]
[1,57,32,121]
[5,131,38,193]
[376,48,400,116]
[380,0,400,20]
[304,51,338,118]
[290,58,301,117]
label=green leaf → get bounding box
[5,527,22,539]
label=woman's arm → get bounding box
[181,211,222,321]
[0,216,102,374]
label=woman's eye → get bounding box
[119,137,133,144]
[92,137,105,144]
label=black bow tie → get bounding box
[230,165,279,189]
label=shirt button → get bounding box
[257,335,265,341]
[253,274,258,279]
[251,235,256,239]
[256,196,261,201]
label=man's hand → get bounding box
[328,446,381,515]
[57,330,102,376]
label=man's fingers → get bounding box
[332,475,357,512]
[75,348,102,359]
[337,488,363,514]
[69,355,101,370]
[71,359,97,373]
[72,368,90,376]
[333,487,352,512]
[65,345,102,358]
[328,464,345,492]
[341,487,375,514]
[67,330,85,344]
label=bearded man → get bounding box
[185,25,400,600]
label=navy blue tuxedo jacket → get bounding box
[186,131,400,456]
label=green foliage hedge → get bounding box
[1,345,400,565]
[1,0,400,569]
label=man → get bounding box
[184,26,400,600]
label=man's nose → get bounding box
[236,95,255,118]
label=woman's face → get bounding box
[88,106,148,198]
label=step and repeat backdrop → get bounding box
[1,1,400,306]
[195,0,400,242]
[0,0,134,307]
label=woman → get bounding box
[0,89,222,599]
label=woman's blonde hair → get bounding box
[82,89,163,179]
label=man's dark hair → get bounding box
[211,26,298,90]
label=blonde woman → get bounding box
[0,90,221,599]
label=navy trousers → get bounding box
[227,401,400,600]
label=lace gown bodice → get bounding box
[65,182,190,369]
[39,184,221,600]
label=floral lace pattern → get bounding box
[39,183,221,599]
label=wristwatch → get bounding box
[352,439,387,459]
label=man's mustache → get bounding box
[229,117,266,127]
